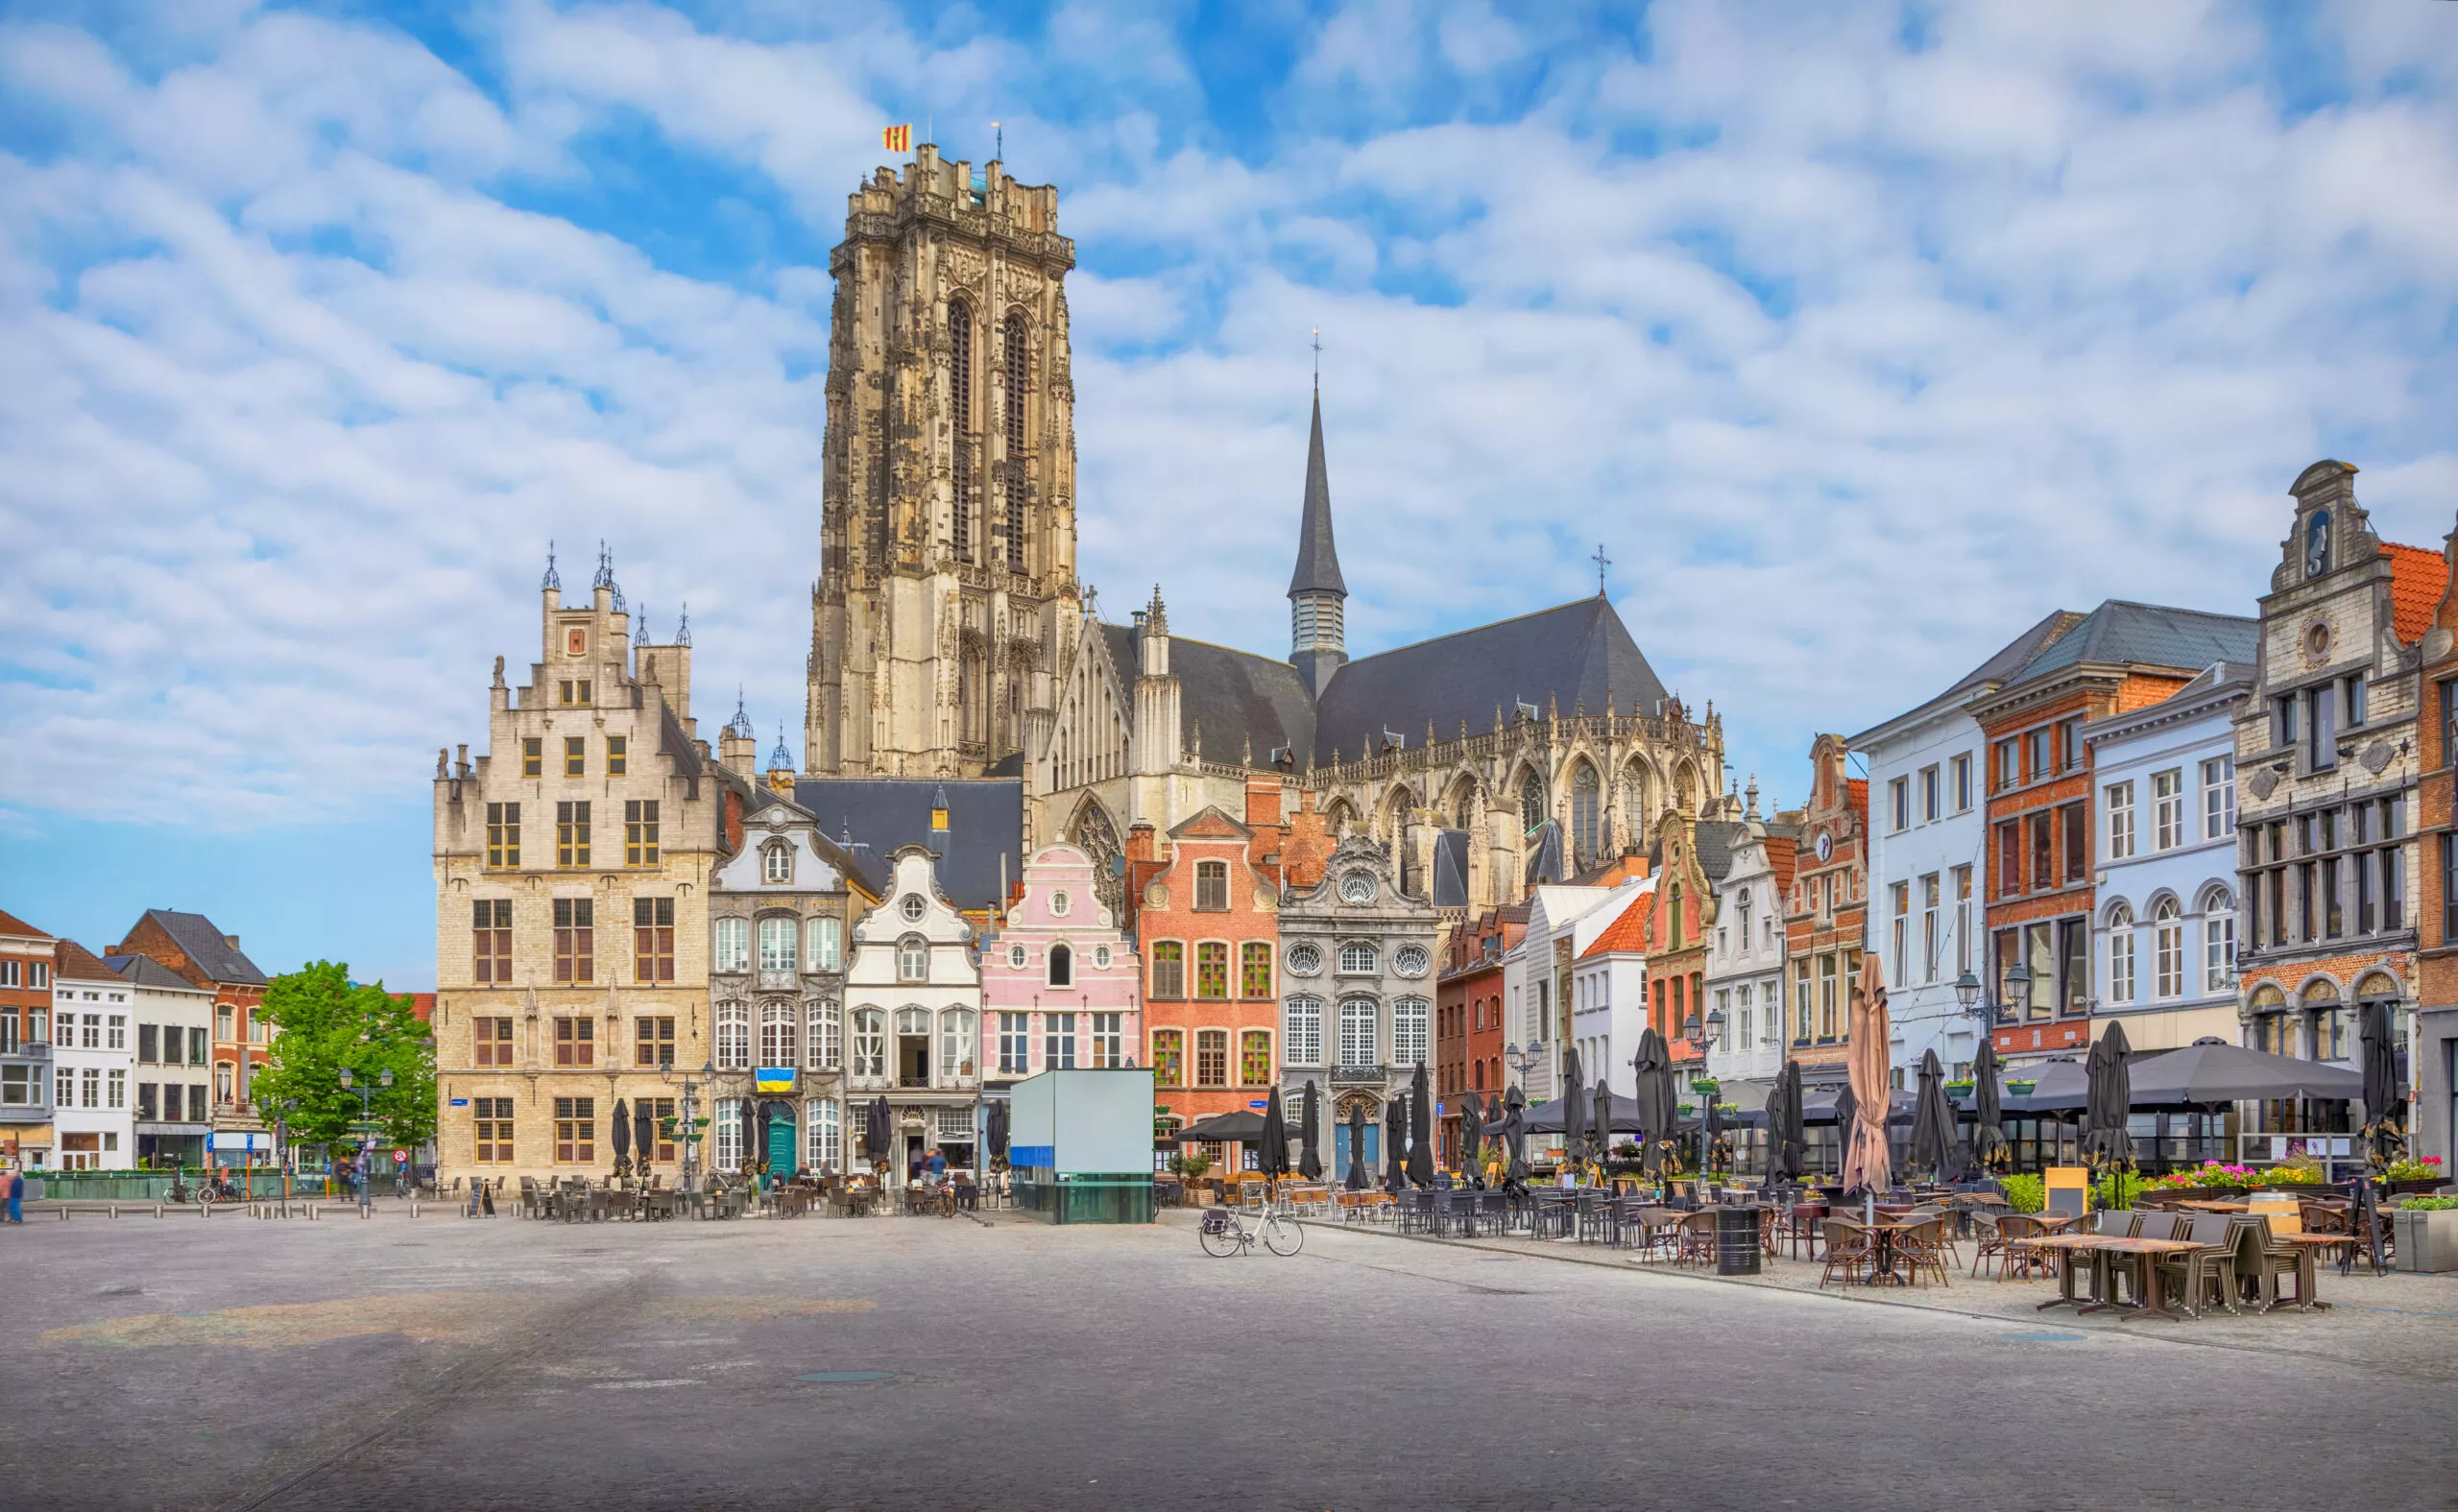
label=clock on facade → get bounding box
[1337,872,1377,904]
[1815,832,1833,863]
[1288,943,1323,975]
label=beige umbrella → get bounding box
[1841,952,1893,1198]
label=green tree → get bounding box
[250,961,437,1153]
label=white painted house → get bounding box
[51,942,134,1170]
[841,844,985,1183]
[1702,790,1797,1108]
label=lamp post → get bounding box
[336,1067,394,1209]
[673,1058,712,1194]
[1505,1040,1546,1092]
[276,1098,296,1202]
[1684,1006,1725,1174]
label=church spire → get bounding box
[1288,378,1348,698]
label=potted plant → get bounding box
[1943,1080,1974,1098]
[1690,1077,1721,1096]
[2382,1156,2449,1196]
[2394,1194,2458,1273]
[1169,1149,1215,1202]
[1676,1102,1697,1116]
[2005,1078,2036,1097]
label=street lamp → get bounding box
[276,1098,296,1202]
[672,1057,714,1194]
[1506,1040,1546,1091]
[336,1068,394,1206]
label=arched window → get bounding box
[851,1008,885,1079]
[715,1000,750,1070]
[2107,902,2135,1004]
[1338,996,1379,1068]
[807,916,841,973]
[1520,771,1546,833]
[2201,886,2235,993]
[1571,762,1602,866]
[760,999,797,1066]
[940,1009,976,1081]
[1668,884,1685,950]
[2153,897,2183,998]
[898,935,928,983]
[950,300,974,563]
[806,999,838,1069]
[713,917,749,973]
[762,843,792,884]
[1003,312,1027,572]
[1048,943,1073,987]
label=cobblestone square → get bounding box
[4,1209,2452,1510]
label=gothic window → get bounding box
[1571,762,1603,867]
[950,300,974,563]
[1003,312,1027,573]
[1067,799,1122,915]
[959,643,988,746]
[1520,771,1546,834]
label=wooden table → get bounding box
[2274,1234,2343,1309]
[2176,1200,2249,1213]
[2086,1236,2204,1320]
[2028,1234,2118,1311]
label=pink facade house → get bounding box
[980,844,1143,1086]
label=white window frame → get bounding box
[2204,894,2236,993]
[715,999,750,1070]
[808,1097,840,1172]
[714,917,749,973]
[1392,996,1429,1068]
[2203,756,2235,841]
[1889,777,1909,832]
[2153,898,2183,999]
[1284,996,1323,1066]
[759,917,797,974]
[2106,781,2135,860]
[807,916,842,973]
[2153,769,2184,852]
[1337,942,1378,975]
[807,1000,840,1070]
[1338,996,1379,1067]
[2107,906,2136,1004]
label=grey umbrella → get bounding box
[2081,1021,2134,1183]
[1298,1080,1323,1182]
[610,1096,631,1174]
[986,1098,1009,1166]
[1500,1084,1530,1189]
[634,1102,657,1172]
[1560,1044,1586,1172]
[1776,1060,1806,1185]
[1383,1097,1409,1191]
[1830,1082,1856,1185]
[1259,1085,1291,1185]
[1407,1063,1436,1187]
[1909,1048,1954,1180]
[1699,1081,1723,1176]
[1630,1028,1677,1181]
[2358,1000,2401,1274]
[864,1095,892,1169]
[1969,1039,2010,1172]
[1593,1076,1615,1165]
[1458,1091,1483,1183]
[1344,1104,1371,1191]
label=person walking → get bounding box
[6,1164,22,1223]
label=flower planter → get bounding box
[1943,1082,1974,1097]
[2394,1207,2458,1273]
[2005,1081,2036,1096]
[2385,1178,2453,1198]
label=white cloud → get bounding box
[4,0,2458,843]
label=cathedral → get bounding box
[805,146,1724,918]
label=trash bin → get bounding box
[1716,1204,1761,1276]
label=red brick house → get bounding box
[114,910,269,1140]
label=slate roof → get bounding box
[2004,601,2259,687]
[1313,597,1670,767]
[2381,542,2442,644]
[1288,391,1346,598]
[790,778,1023,913]
[1691,819,1747,884]
[658,701,704,780]
[108,953,206,992]
[1523,821,1568,888]
[1432,829,1471,909]
[1098,624,1317,769]
[735,790,886,898]
[133,908,265,986]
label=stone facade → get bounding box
[708,786,873,1178]
[430,571,722,1188]
[806,144,1081,780]
[2232,461,2436,1125]
[1277,835,1441,1182]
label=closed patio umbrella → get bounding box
[1458,1088,1482,1181]
[1259,1085,1291,1186]
[2081,1020,2134,1181]
[1763,1061,1804,1186]
[1593,1077,1615,1165]
[864,1095,892,1169]
[986,1098,1009,1166]
[1969,1039,2010,1172]
[1559,1044,1586,1172]
[610,1097,632,1174]
[1631,1028,1676,1181]
[1298,1080,1324,1182]
[1841,954,1893,1199]
[634,1102,657,1172]
[1909,1048,1954,1180]
[1501,1084,1530,1189]
[1383,1097,1409,1191]
[1408,1063,1436,1187]
[2359,998,2404,1168]
[1344,1104,1372,1191]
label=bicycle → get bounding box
[193,1175,242,1209]
[1198,1196,1303,1257]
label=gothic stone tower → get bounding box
[807,144,1080,778]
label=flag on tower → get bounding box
[881,123,911,154]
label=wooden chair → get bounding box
[1819,1219,1876,1287]
[1896,1216,1955,1286]
[2235,1215,2319,1311]
[1976,1213,2050,1280]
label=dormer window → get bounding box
[1049,944,1073,987]
[2306,511,2331,579]
[898,936,928,982]
[1194,861,1229,911]
[762,843,792,884]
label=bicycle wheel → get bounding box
[1263,1214,1304,1256]
[195,1186,218,1210]
[1199,1220,1241,1258]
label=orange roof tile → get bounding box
[1578,888,1655,959]
[2383,541,2443,645]
[1767,833,1799,894]
[1845,779,1868,828]
[54,939,115,981]
[0,909,52,941]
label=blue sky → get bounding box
[5,1,2457,988]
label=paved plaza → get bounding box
[3,1207,2454,1511]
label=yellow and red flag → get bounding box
[881,123,911,155]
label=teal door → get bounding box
[766,1110,797,1172]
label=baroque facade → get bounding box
[806,145,1082,780]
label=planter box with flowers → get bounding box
[2394,1195,2458,1273]
[1943,1081,1975,1098]
[2381,1157,2449,1198]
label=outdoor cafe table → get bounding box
[2275,1234,2344,1309]
[2177,1200,2250,1213]
[2029,1234,2205,1318]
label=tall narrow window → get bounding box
[1193,860,1229,911]
[808,916,842,973]
[625,800,659,865]
[486,802,520,868]
[1338,996,1379,1067]
[522,738,542,778]
[761,1000,797,1067]
[1193,1028,1227,1087]
[2202,756,2234,840]
[714,916,749,973]
[634,897,674,982]
[759,917,798,974]
[1393,997,1429,1068]
[1284,996,1323,1066]
[1240,1030,1272,1085]
[556,801,590,867]
[553,1017,594,1068]
[1890,880,1909,985]
[552,899,593,983]
[1087,1013,1121,1068]
[1149,941,1184,998]
[635,1015,675,1068]
[472,900,511,984]
[2153,770,2183,851]
[950,300,974,562]
[1151,1027,1184,1085]
[553,1096,595,1164]
[1043,1012,1077,1070]
[1572,763,1602,864]
[1194,943,1228,999]
[1048,943,1073,987]
[1521,772,1546,834]
[807,1001,840,1070]
[2204,889,2236,992]
[1003,312,1027,572]
[1920,873,1940,982]
[565,736,586,777]
[848,1007,881,1079]
[473,1097,513,1164]
[606,735,626,776]
[716,1000,752,1071]
[2152,897,2183,997]
[2106,781,2134,860]
[1241,943,1273,998]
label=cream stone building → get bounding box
[805,144,1081,780]
[429,554,725,1188]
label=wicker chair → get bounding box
[1895,1216,1955,1285]
[1975,1212,2050,1280]
[1819,1219,1877,1287]
[1674,1210,1720,1268]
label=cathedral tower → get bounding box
[807,144,1080,777]
[1288,388,1347,697]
